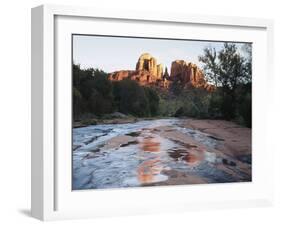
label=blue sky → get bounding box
[73,35,249,73]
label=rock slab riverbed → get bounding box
[72,118,251,190]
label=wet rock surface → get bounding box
[72,119,251,190]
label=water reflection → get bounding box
[137,159,163,183]
[137,133,206,184]
[168,148,204,166]
[184,152,201,165]
[72,119,228,189]
[141,137,160,152]
[137,135,167,184]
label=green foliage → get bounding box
[198,47,219,86]
[144,87,160,116]
[174,88,211,118]
[73,64,114,117]
[199,42,252,127]
[73,87,83,120]
[87,90,114,116]
[113,79,160,117]
[208,92,223,118]
[236,83,252,127]
[170,79,183,96]
[73,64,160,119]
[163,67,169,78]
[112,79,150,117]
[158,98,182,117]
[91,70,113,96]
[220,93,235,119]
[73,42,252,128]
[238,92,252,127]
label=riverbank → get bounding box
[183,119,252,162]
[73,116,174,128]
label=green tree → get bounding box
[199,43,251,120]
[73,87,83,120]
[113,79,150,117]
[163,67,169,79]
[144,87,160,116]
[198,47,219,87]
[72,64,114,118]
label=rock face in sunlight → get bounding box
[136,53,163,80]
[109,53,163,86]
[109,53,215,91]
[170,60,215,91]
[109,69,156,86]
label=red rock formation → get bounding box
[109,70,134,81]
[109,69,154,86]
[170,60,215,91]
[136,53,163,80]
[109,53,215,91]
[109,53,163,86]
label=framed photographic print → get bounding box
[31,4,274,221]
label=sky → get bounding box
[73,35,250,73]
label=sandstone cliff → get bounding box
[109,69,155,86]
[109,53,163,85]
[109,53,215,91]
[136,53,163,80]
[170,60,215,91]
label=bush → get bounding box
[144,87,160,116]
[173,88,211,118]
[220,94,236,119]
[208,92,223,118]
[158,98,182,117]
[73,87,82,120]
[238,92,252,127]
[87,89,114,116]
[73,65,115,118]
[113,80,150,117]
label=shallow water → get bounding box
[72,118,250,190]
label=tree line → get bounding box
[73,64,160,120]
[174,43,252,127]
[73,42,252,127]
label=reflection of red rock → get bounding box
[168,148,204,166]
[137,159,162,183]
[137,136,163,184]
[184,152,199,165]
[183,150,205,166]
[141,137,160,152]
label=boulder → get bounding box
[109,112,128,118]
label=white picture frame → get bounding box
[31,4,274,221]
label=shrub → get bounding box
[113,80,150,117]
[208,92,223,118]
[73,87,83,120]
[144,87,160,116]
[238,92,252,127]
